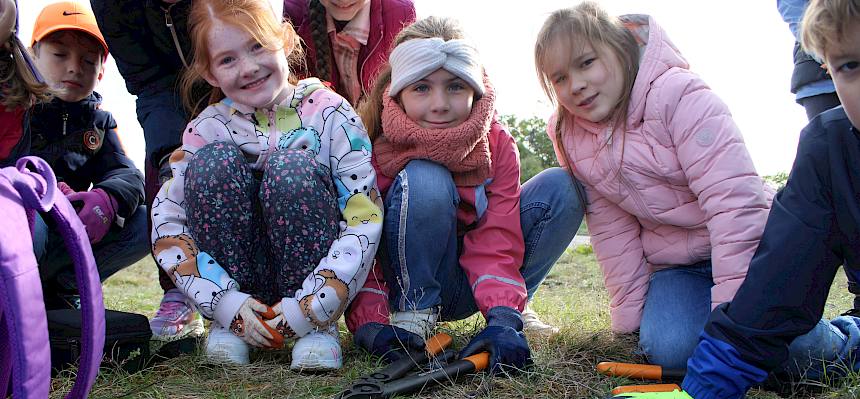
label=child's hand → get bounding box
[57,181,75,196]
[353,322,426,363]
[262,300,293,344]
[459,306,533,375]
[66,188,117,244]
[230,297,285,349]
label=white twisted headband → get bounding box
[388,37,484,97]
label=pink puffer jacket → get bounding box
[548,15,774,333]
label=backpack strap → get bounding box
[0,156,105,399]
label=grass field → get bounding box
[49,246,860,398]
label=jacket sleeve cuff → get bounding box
[213,290,251,328]
[682,331,768,399]
[486,306,524,331]
[281,297,316,338]
[610,305,643,334]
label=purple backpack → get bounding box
[0,156,105,398]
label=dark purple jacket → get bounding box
[283,0,415,99]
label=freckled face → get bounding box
[203,20,292,109]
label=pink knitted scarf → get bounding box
[374,76,495,186]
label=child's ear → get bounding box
[98,63,105,81]
[284,39,296,58]
[201,68,220,88]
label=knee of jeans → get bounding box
[530,167,585,216]
[639,328,698,369]
[395,160,458,211]
[789,318,854,362]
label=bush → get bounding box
[763,171,788,190]
[501,114,557,183]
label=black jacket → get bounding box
[90,0,211,165]
[90,0,191,96]
[25,93,144,218]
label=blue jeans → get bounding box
[782,316,860,380]
[32,205,150,292]
[379,161,583,321]
[639,260,715,370]
[640,261,860,375]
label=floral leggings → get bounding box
[184,142,340,304]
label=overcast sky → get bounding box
[19,1,805,176]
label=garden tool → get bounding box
[597,362,686,381]
[336,332,491,398]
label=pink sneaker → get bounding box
[150,289,204,341]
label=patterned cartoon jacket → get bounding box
[150,79,382,337]
[548,15,774,333]
[283,0,416,99]
[1,93,144,218]
[346,118,526,331]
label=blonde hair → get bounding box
[533,2,639,172]
[358,16,466,141]
[0,39,51,110]
[801,0,860,61]
[180,0,305,116]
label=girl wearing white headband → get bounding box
[346,16,584,374]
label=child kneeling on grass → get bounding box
[150,0,381,370]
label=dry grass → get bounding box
[47,249,859,398]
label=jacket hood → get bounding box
[624,14,689,126]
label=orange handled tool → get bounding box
[336,332,490,399]
[597,362,686,381]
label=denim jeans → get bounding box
[782,316,860,380]
[639,260,714,370]
[379,161,584,321]
[640,261,860,375]
[32,205,150,292]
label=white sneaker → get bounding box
[522,304,560,336]
[391,308,438,339]
[205,322,250,365]
[290,324,342,371]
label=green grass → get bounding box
[49,248,860,398]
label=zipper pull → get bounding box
[163,4,190,68]
[62,112,68,136]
